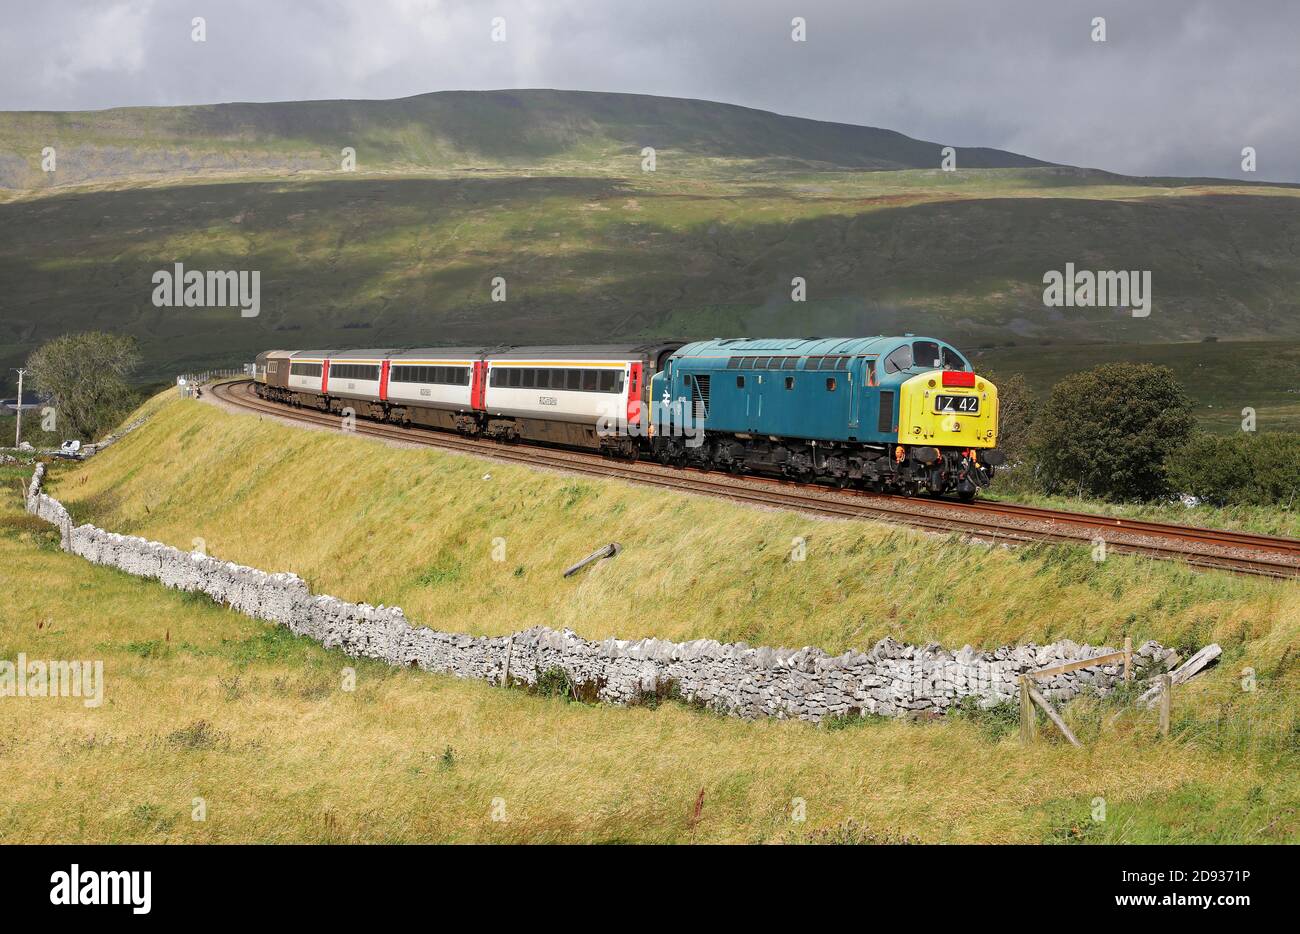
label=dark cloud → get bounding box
[3,0,1296,182]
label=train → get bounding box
[254,336,1004,499]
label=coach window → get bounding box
[884,345,912,374]
[507,369,521,388]
[596,370,613,392]
[582,370,598,391]
[565,369,580,390]
[826,377,836,391]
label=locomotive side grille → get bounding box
[692,374,711,420]
[878,390,895,433]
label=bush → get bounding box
[982,370,1034,466]
[1030,364,1195,501]
[1165,432,1300,507]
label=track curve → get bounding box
[210,379,1300,580]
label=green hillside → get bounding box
[0,89,1053,189]
[1,89,1297,398]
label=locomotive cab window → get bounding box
[784,376,795,389]
[912,341,942,369]
[736,376,745,388]
[941,347,968,370]
[825,377,836,391]
[883,345,912,374]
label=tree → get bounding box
[1166,432,1300,507]
[1030,363,1195,501]
[982,370,1034,466]
[26,332,141,440]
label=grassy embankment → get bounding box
[0,392,1296,842]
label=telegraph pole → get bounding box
[13,368,24,448]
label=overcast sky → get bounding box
[3,0,1296,182]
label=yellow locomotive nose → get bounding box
[898,369,998,449]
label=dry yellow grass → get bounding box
[52,393,1300,660]
[0,393,1296,843]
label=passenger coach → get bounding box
[253,343,681,454]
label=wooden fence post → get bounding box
[1123,636,1133,681]
[1159,674,1172,737]
[1019,676,1036,744]
[500,637,514,688]
[1026,682,1082,748]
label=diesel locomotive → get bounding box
[254,335,1003,499]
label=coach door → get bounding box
[471,362,487,410]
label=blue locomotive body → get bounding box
[649,336,1001,497]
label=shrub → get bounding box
[1029,364,1195,501]
[1165,432,1300,506]
[982,370,1034,466]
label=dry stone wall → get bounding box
[25,466,1165,722]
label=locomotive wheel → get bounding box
[958,489,977,503]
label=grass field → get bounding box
[1,393,1296,842]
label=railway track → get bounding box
[211,379,1300,580]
